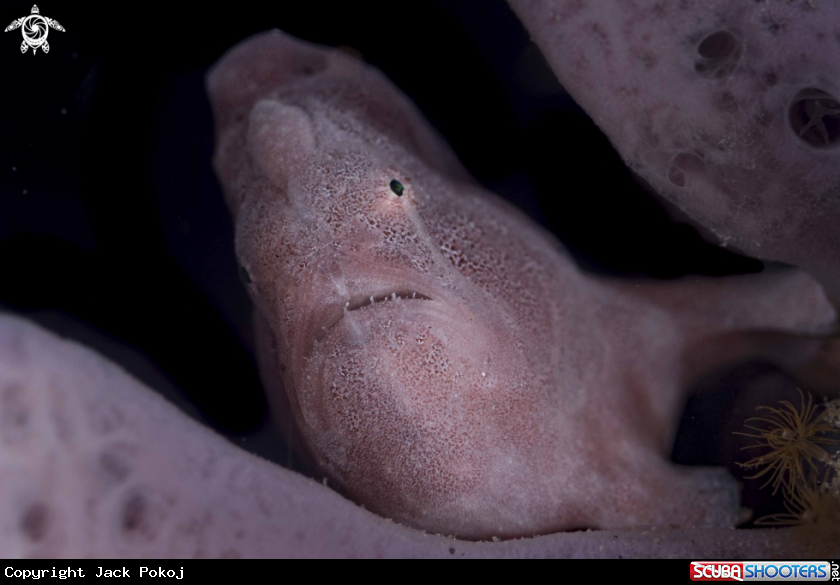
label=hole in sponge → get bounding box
[694,30,741,79]
[667,152,706,188]
[789,88,840,148]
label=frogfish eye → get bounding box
[389,179,404,196]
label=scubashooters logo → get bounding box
[4,5,65,54]
[690,561,835,581]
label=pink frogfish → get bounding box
[207,30,836,539]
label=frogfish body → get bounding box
[207,30,836,539]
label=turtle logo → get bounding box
[4,5,65,55]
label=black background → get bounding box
[0,0,786,523]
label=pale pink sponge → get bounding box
[207,30,837,539]
[507,0,840,300]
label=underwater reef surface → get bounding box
[1,0,838,557]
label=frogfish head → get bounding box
[206,30,605,536]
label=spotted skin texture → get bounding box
[207,31,836,539]
[507,0,840,300]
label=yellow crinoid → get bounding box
[736,389,840,495]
